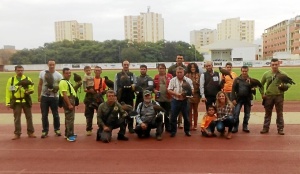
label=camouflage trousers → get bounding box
[63,97,75,138]
[263,94,284,130]
[13,103,35,136]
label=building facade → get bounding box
[263,15,300,59]
[124,10,164,43]
[190,29,217,52]
[55,20,93,41]
[217,17,254,43]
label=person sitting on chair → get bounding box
[135,90,164,141]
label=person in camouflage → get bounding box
[96,90,129,143]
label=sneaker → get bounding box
[12,135,20,140]
[28,133,37,138]
[41,132,48,138]
[86,131,92,136]
[232,127,238,133]
[260,129,269,134]
[54,130,62,136]
[226,132,232,139]
[156,135,162,141]
[117,135,129,141]
[65,134,77,139]
[67,136,76,142]
[242,128,250,133]
[278,130,285,135]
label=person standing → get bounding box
[6,65,36,140]
[231,66,253,133]
[96,90,129,143]
[221,62,237,100]
[168,67,193,137]
[200,61,222,110]
[260,58,290,135]
[168,54,187,129]
[153,63,173,132]
[84,66,107,136]
[38,59,63,138]
[135,64,154,110]
[114,60,137,133]
[59,68,80,142]
[185,63,201,130]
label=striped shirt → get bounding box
[168,76,194,100]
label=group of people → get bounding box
[5,56,290,142]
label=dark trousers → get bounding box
[97,118,126,142]
[13,103,35,136]
[263,95,284,130]
[84,105,97,131]
[201,121,216,137]
[205,96,217,111]
[170,99,190,134]
[40,96,60,133]
[233,98,251,129]
[158,101,171,131]
[216,116,234,133]
[135,115,163,137]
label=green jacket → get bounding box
[260,70,290,96]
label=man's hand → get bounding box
[38,96,41,102]
[68,104,74,110]
[262,94,266,100]
[201,98,207,102]
[141,123,147,130]
[6,105,10,110]
[103,126,110,132]
[232,100,237,106]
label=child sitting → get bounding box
[200,105,217,137]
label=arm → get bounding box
[199,74,205,99]
[135,102,143,125]
[26,77,34,94]
[37,78,43,102]
[231,78,238,103]
[97,104,105,127]
[5,77,12,107]
[259,73,267,96]
[114,74,118,93]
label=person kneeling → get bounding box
[200,105,217,137]
[135,90,164,141]
[96,90,129,143]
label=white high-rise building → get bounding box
[190,29,217,51]
[55,20,93,41]
[217,17,254,43]
[124,8,164,43]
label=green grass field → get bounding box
[1,67,299,104]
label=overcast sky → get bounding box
[0,0,299,49]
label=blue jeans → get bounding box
[40,96,60,133]
[216,116,234,133]
[170,99,190,134]
[233,98,251,129]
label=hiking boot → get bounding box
[41,132,48,138]
[128,129,135,134]
[232,127,238,133]
[243,128,250,133]
[278,129,285,135]
[67,136,76,142]
[54,130,62,136]
[117,135,129,141]
[28,133,37,138]
[260,129,269,134]
[12,135,20,140]
[86,131,92,136]
[156,135,162,141]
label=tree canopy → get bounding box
[10,40,204,64]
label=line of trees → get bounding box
[10,40,204,64]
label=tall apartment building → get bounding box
[55,20,93,41]
[124,9,164,43]
[190,29,217,51]
[263,15,300,59]
[217,17,254,43]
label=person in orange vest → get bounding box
[221,62,237,101]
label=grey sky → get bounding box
[0,0,299,49]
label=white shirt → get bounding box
[168,76,194,100]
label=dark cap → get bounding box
[143,90,151,96]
